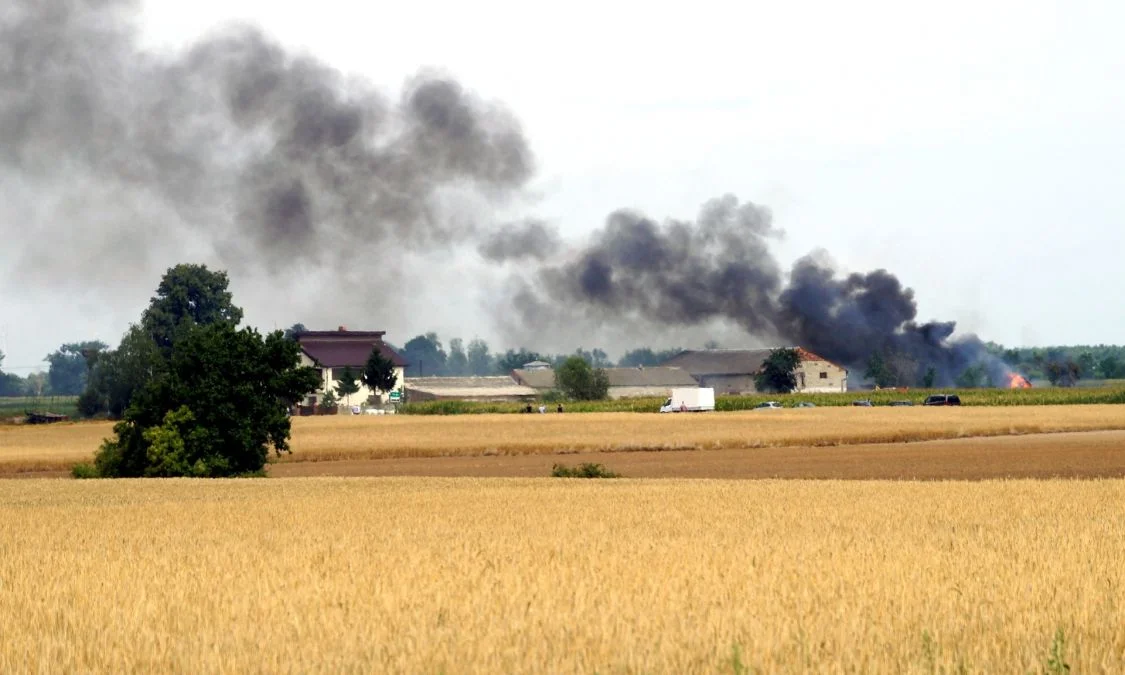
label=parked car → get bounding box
[754,401,783,409]
[923,394,962,406]
[795,401,817,408]
[852,399,873,407]
[889,400,914,407]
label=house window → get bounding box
[820,371,828,379]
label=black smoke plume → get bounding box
[505,195,999,386]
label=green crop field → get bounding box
[0,396,79,420]
[400,385,1125,414]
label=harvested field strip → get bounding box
[4,405,1125,474]
[270,430,1125,480]
[1,478,1123,672]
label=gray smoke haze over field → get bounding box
[478,219,560,262]
[2,0,999,384]
[1,0,532,280]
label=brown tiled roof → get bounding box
[296,331,407,368]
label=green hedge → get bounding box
[398,386,1125,415]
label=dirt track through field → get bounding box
[268,430,1125,480]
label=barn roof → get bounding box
[405,376,537,398]
[604,367,698,387]
[511,368,556,389]
[512,366,698,389]
[296,330,407,368]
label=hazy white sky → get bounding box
[2,0,1123,370]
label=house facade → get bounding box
[295,328,407,408]
[661,348,848,394]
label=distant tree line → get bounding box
[11,322,1125,398]
[333,331,687,378]
[859,343,1125,389]
[987,343,1125,384]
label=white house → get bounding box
[661,347,848,394]
[295,328,407,409]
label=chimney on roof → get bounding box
[338,325,347,332]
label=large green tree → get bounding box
[142,264,243,351]
[554,356,610,400]
[79,264,242,418]
[93,323,318,477]
[45,341,107,395]
[362,347,399,396]
[755,348,800,394]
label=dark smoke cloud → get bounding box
[508,195,999,386]
[477,219,561,262]
[539,195,782,332]
[1,1,998,385]
[1,0,532,280]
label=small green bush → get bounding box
[551,462,621,478]
[71,462,99,479]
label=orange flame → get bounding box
[1008,373,1032,389]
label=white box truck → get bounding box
[660,387,715,413]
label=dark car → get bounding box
[852,399,873,407]
[923,394,962,406]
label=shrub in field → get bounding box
[551,463,621,478]
[70,462,99,479]
[94,323,319,477]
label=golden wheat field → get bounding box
[1,478,1122,673]
[4,405,1125,474]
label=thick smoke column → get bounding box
[1,0,532,277]
[505,195,996,385]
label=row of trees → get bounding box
[860,343,1125,390]
[12,322,1125,401]
[987,344,1125,383]
[0,351,49,397]
[360,332,686,378]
